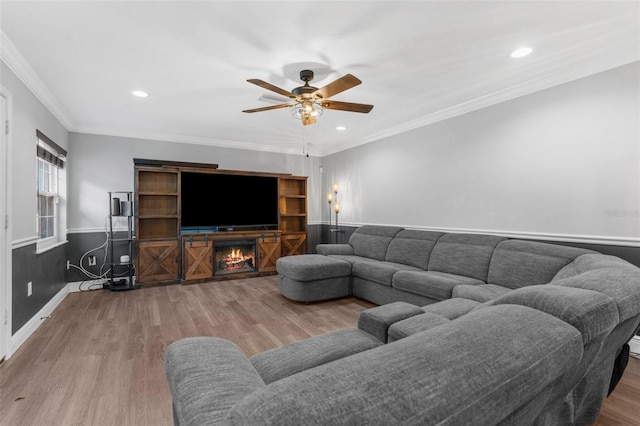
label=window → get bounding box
[36,130,66,249]
[37,158,58,239]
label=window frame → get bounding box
[35,131,66,253]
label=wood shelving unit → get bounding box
[279,176,308,256]
[134,161,307,286]
[135,167,181,285]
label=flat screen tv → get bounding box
[181,172,279,232]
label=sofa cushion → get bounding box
[388,312,450,342]
[250,329,383,384]
[488,240,593,289]
[428,233,506,281]
[315,243,354,256]
[422,298,482,320]
[384,229,444,269]
[276,254,351,281]
[554,253,637,281]
[393,270,485,300]
[452,284,512,302]
[493,285,619,345]
[348,225,403,261]
[353,260,422,286]
[358,302,425,342]
[552,268,640,324]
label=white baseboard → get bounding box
[9,283,71,358]
[630,336,640,355]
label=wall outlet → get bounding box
[27,281,32,297]
[88,255,97,266]
[66,260,70,270]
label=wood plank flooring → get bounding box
[0,276,638,425]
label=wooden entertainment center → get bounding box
[134,159,307,286]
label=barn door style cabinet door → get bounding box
[183,236,214,281]
[135,166,181,284]
[257,232,281,272]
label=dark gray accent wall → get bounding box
[66,232,133,282]
[12,242,68,334]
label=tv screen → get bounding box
[181,172,279,230]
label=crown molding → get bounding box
[71,125,309,156]
[0,31,75,130]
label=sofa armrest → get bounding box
[250,329,383,384]
[165,337,265,426]
[358,302,425,342]
[316,243,354,256]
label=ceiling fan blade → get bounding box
[247,79,294,98]
[242,103,293,113]
[320,100,374,113]
[314,74,362,99]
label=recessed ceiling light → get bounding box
[132,90,148,98]
[510,47,533,58]
[336,126,346,131]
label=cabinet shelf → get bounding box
[139,215,179,219]
[138,191,179,196]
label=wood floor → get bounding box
[0,276,638,425]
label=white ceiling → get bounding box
[1,1,638,157]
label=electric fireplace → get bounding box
[214,240,257,276]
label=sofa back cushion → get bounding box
[349,225,403,261]
[385,230,444,269]
[488,240,593,289]
[553,253,636,281]
[493,285,618,345]
[428,233,506,281]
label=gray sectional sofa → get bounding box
[165,225,640,425]
[281,225,601,306]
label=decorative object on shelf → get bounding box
[242,69,374,126]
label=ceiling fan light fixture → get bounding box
[291,101,323,119]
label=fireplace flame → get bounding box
[215,244,256,275]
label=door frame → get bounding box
[0,86,13,360]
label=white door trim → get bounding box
[0,86,13,359]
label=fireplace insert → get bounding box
[214,240,257,276]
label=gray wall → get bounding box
[320,62,640,247]
[65,133,322,277]
[2,61,70,334]
[67,133,322,232]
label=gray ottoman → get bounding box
[276,255,352,302]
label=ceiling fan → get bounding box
[242,69,374,125]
